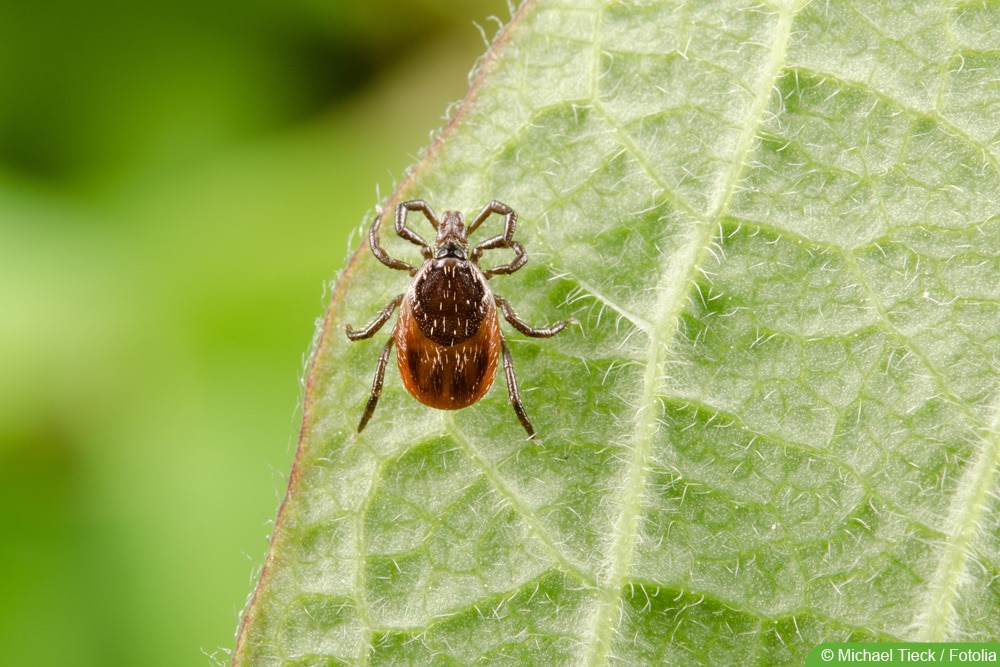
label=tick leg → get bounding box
[500,331,535,438]
[467,200,515,238]
[357,331,396,433]
[480,241,528,278]
[346,294,403,341]
[496,296,574,337]
[469,201,519,267]
[370,211,419,274]
[468,201,528,277]
[396,200,437,259]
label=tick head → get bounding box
[434,210,469,260]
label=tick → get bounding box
[346,200,573,437]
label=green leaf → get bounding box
[232,0,1000,664]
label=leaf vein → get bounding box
[912,394,1000,640]
[446,417,598,587]
[583,3,802,664]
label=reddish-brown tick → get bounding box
[346,200,573,436]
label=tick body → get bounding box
[346,200,573,437]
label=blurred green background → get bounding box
[0,1,508,664]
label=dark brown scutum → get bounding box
[412,262,486,346]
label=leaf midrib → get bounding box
[914,400,1000,641]
[581,2,803,664]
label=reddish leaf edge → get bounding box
[229,2,534,663]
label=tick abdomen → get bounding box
[395,259,500,409]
